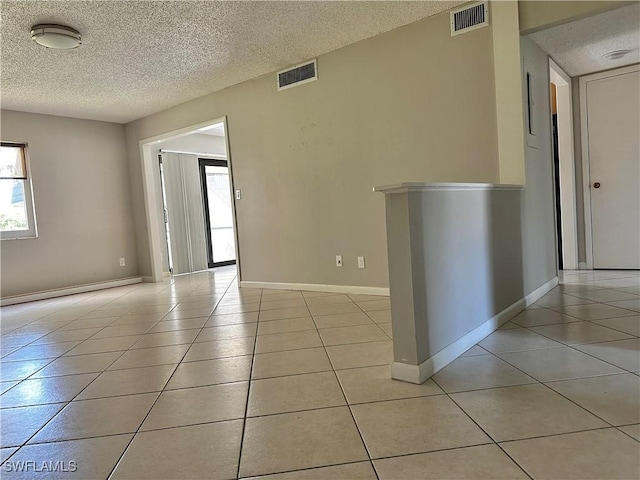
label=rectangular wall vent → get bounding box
[277,59,317,91]
[450,2,489,36]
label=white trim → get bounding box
[579,64,640,269]
[580,73,594,269]
[0,142,38,240]
[524,276,559,306]
[549,59,578,270]
[391,276,558,384]
[240,280,389,296]
[224,122,242,284]
[140,141,164,282]
[159,150,227,159]
[374,182,524,194]
[0,277,143,306]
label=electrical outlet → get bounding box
[119,257,126,267]
[336,255,343,267]
[235,189,242,200]
[357,256,365,269]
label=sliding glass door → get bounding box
[199,159,236,268]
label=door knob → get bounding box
[593,182,601,189]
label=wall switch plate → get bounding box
[336,255,343,267]
[357,256,365,269]
[119,257,126,267]
[235,189,241,200]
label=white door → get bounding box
[584,67,640,269]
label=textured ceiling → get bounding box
[530,3,640,77]
[0,0,465,124]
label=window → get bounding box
[0,142,37,239]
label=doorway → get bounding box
[199,158,236,268]
[549,59,579,270]
[551,107,563,269]
[139,117,241,282]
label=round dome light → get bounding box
[31,24,81,50]
[603,49,631,60]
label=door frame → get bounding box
[199,158,237,269]
[579,64,640,269]
[549,59,578,270]
[139,116,241,282]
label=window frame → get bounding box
[0,142,38,240]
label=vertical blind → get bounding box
[161,153,208,274]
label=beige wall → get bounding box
[519,0,635,34]
[520,36,558,291]
[1,110,138,297]
[492,0,526,184]
[383,33,559,381]
[125,9,499,288]
[518,0,635,267]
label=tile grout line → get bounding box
[1,271,637,474]
[429,375,534,480]
[616,426,640,443]
[436,285,640,466]
[1,304,161,392]
[234,282,263,480]
[582,317,640,337]
[4,365,634,413]
[510,319,640,375]
[538,293,640,319]
[235,459,375,480]
[300,293,381,480]
[1,283,184,448]
[1,278,239,393]
[502,292,639,374]
[102,271,235,480]
[474,335,634,439]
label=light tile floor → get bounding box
[1,268,639,479]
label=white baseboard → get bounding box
[524,276,559,306]
[1,277,143,306]
[391,276,558,384]
[240,281,389,296]
[579,262,588,270]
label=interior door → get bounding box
[199,159,236,268]
[586,68,640,269]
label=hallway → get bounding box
[1,268,639,479]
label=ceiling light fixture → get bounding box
[603,49,631,60]
[31,24,81,50]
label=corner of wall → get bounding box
[491,0,526,185]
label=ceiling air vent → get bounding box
[450,2,489,36]
[277,59,317,91]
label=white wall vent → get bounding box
[450,2,489,36]
[277,59,317,91]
